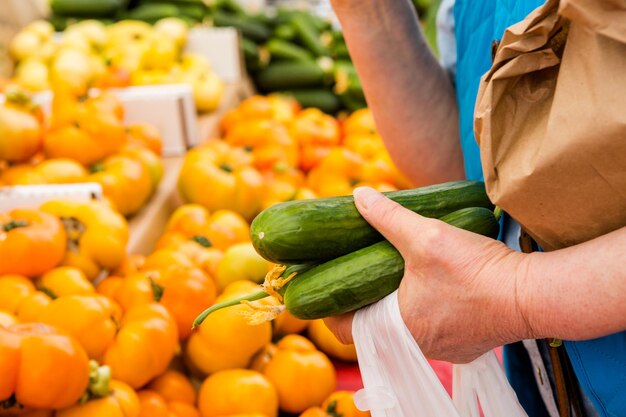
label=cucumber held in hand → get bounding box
[193,206,500,327]
[283,206,501,319]
[250,180,494,263]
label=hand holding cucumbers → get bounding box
[194,180,504,329]
[325,186,530,364]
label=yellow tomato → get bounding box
[0,275,35,314]
[38,266,94,298]
[0,311,17,327]
[15,291,51,322]
[0,88,43,162]
[215,243,271,291]
[308,319,357,362]
[321,391,370,417]
[185,283,272,376]
[38,294,122,360]
[88,155,153,216]
[57,380,140,417]
[148,370,196,405]
[198,369,278,417]
[263,335,336,414]
[40,199,129,280]
[178,142,264,221]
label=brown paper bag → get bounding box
[475,0,626,251]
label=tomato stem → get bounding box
[2,219,28,232]
[193,290,269,330]
[191,235,212,248]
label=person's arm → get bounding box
[331,0,464,185]
[325,188,626,363]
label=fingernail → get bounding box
[353,187,383,210]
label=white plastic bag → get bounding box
[352,290,528,417]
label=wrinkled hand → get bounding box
[324,187,533,364]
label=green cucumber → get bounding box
[125,4,181,23]
[250,180,494,263]
[50,0,124,18]
[283,207,501,319]
[273,24,297,41]
[254,61,326,91]
[292,14,328,57]
[278,89,340,114]
[267,39,314,62]
[213,11,272,43]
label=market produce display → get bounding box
[179,95,410,221]
[0,195,366,416]
[8,18,224,112]
[0,88,163,216]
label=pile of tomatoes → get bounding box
[178,95,412,221]
[0,87,163,216]
[0,196,368,417]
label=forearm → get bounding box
[518,226,626,341]
[331,0,464,185]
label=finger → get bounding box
[323,312,355,345]
[353,186,430,254]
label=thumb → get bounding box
[353,186,429,254]
[324,312,355,345]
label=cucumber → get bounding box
[51,0,124,18]
[267,39,314,62]
[279,89,340,114]
[213,11,272,43]
[125,4,181,23]
[291,14,328,57]
[283,207,501,319]
[338,93,367,112]
[273,24,297,41]
[255,61,326,91]
[250,180,494,263]
[213,0,246,15]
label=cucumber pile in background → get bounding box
[48,0,441,114]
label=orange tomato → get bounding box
[321,391,370,417]
[96,275,124,300]
[0,209,66,277]
[198,369,278,417]
[299,407,327,417]
[40,199,129,280]
[225,119,298,170]
[57,380,140,417]
[299,145,334,172]
[178,142,264,221]
[307,320,357,362]
[204,210,250,251]
[342,108,376,136]
[273,310,309,337]
[143,249,195,271]
[38,266,95,298]
[93,65,132,89]
[163,205,211,238]
[88,155,153,216]
[148,370,196,405]
[104,303,178,389]
[0,88,43,163]
[155,266,217,340]
[0,275,35,314]
[15,291,51,322]
[126,122,163,155]
[7,158,88,185]
[138,390,170,417]
[112,254,146,277]
[45,92,126,166]
[38,294,122,360]
[290,108,340,147]
[220,95,299,133]
[261,164,306,209]
[119,143,164,193]
[168,401,201,417]
[343,133,385,160]
[0,323,90,410]
[185,282,272,376]
[262,335,336,414]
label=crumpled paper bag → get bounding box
[475,0,626,251]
